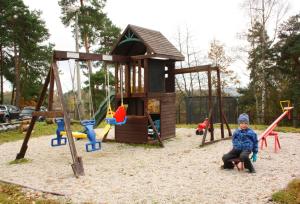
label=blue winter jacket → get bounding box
[232,128,258,153]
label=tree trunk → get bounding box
[14,43,20,107]
[0,45,3,104]
[255,90,261,124]
[11,84,15,105]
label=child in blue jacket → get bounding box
[222,113,258,173]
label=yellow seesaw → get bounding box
[60,131,87,139]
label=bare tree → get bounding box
[208,39,240,93]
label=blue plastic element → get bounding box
[153,120,160,132]
[105,116,128,126]
[81,120,101,152]
[148,120,160,139]
[251,153,257,162]
[51,118,67,147]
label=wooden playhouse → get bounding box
[109,25,185,144]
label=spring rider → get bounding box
[81,120,101,152]
[51,118,67,146]
[195,118,211,135]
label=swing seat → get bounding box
[105,105,127,125]
[106,116,128,125]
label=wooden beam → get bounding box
[53,50,129,63]
[138,60,142,93]
[52,62,84,177]
[222,111,232,136]
[48,68,54,111]
[131,53,184,61]
[217,68,225,139]
[207,69,214,141]
[115,63,119,95]
[125,63,130,98]
[174,65,218,75]
[146,111,164,147]
[132,60,136,93]
[144,58,149,93]
[32,111,63,118]
[200,107,213,147]
[16,68,51,160]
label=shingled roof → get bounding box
[110,24,184,61]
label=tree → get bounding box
[208,39,239,92]
[0,0,52,107]
[241,0,289,123]
[59,0,121,111]
[273,13,300,127]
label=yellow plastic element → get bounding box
[60,131,87,139]
[98,124,111,139]
[280,100,291,112]
[106,104,115,118]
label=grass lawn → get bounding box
[0,120,108,145]
[0,182,63,204]
[272,179,300,204]
[176,123,300,133]
[0,122,83,145]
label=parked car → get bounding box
[0,105,20,123]
[19,106,47,121]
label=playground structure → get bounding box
[14,25,232,177]
[260,101,294,152]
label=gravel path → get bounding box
[0,128,299,204]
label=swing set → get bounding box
[15,50,130,177]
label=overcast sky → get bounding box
[9,0,299,92]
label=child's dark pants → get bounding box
[222,149,255,171]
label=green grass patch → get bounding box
[272,179,300,204]
[8,158,32,165]
[0,122,83,145]
[176,123,300,133]
[0,182,61,204]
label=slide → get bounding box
[98,124,111,140]
[93,91,115,128]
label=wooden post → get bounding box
[125,63,130,97]
[146,111,164,147]
[115,63,119,95]
[207,68,214,141]
[132,60,136,93]
[201,107,213,147]
[222,111,232,136]
[48,68,55,111]
[217,67,224,138]
[144,58,149,94]
[138,60,142,93]
[16,68,51,160]
[52,62,84,177]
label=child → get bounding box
[222,113,258,173]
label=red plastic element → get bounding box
[260,107,293,152]
[113,106,126,122]
[196,118,210,134]
[260,131,281,152]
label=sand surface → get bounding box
[0,128,299,204]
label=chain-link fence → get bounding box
[176,96,238,124]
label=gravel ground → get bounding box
[0,128,299,204]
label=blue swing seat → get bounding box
[105,116,128,126]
